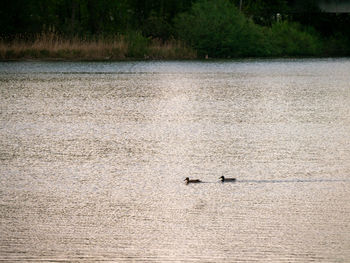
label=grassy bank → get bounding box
[0,32,197,61]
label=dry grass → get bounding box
[148,38,197,59]
[0,32,196,60]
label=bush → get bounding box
[174,0,269,58]
[39,49,50,57]
[125,31,150,58]
[269,21,322,56]
[174,0,326,58]
[323,33,350,56]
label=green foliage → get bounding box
[141,12,173,39]
[174,0,326,58]
[269,21,322,56]
[0,0,349,58]
[125,32,150,58]
[24,49,40,58]
[0,0,194,38]
[174,0,276,58]
[323,33,350,56]
[39,49,50,57]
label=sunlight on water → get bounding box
[1,59,350,262]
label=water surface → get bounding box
[1,59,350,262]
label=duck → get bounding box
[219,176,236,182]
[184,177,202,184]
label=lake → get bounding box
[1,59,350,262]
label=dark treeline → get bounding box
[0,0,195,38]
[1,0,350,58]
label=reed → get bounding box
[148,38,197,59]
[0,32,197,60]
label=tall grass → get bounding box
[0,32,197,60]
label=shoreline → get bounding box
[1,55,349,62]
[2,31,349,62]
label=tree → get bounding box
[240,0,289,26]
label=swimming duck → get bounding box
[184,177,202,184]
[219,176,236,182]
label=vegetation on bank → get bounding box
[1,0,350,60]
[0,32,196,60]
[174,0,325,58]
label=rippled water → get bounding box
[1,59,350,262]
